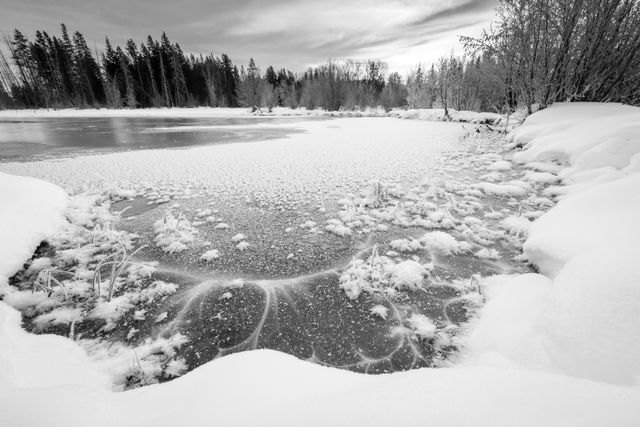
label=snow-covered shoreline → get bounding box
[0,105,504,124]
[0,173,68,292]
[463,103,640,385]
[1,103,639,426]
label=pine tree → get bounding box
[239,58,261,109]
[141,41,162,107]
[115,46,136,107]
[158,33,172,106]
[170,42,190,106]
[72,31,104,105]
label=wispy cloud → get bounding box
[0,0,498,73]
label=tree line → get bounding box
[0,25,243,109]
[0,25,408,111]
[1,0,639,113]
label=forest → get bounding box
[1,0,639,113]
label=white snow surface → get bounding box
[1,105,640,425]
[465,103,640,388]
[510,102,640,188]
[0,106,504,124]
[525,173,640,276]
[0,172,68,292]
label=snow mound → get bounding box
[524,173,640,276]
[0,172,68,290]
[510,102,640,187]
[464,103,640,388]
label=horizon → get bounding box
[0,0,499,74]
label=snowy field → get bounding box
[1,104,639,426]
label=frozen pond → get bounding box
[2,115,552,388]
[0,116,322,161]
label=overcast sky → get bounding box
[1,0,498,74]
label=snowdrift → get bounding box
[0,172,68,290]
[467,103,640,386]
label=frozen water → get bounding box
[2,105,640,426]
[2,115,551,385]
[0,116,324,161]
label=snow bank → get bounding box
[465,103,640,388]
[2,334,639,426]
[525,173,640,275]
[0,172,68,290]
[112,350,640,427]
[389,108,503,124]
[509,103,640,276]
[510,102,640,187]
[0,304,111,390]
[0,173,97,384]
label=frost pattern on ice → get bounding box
[2,117,553,384]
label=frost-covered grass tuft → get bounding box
[501,215,532,237]
[32,306,83,331]
[80,332,190,390]
[420,231,471,255]
[235,241,250,251]
[153,211,196,253]
[387,260,428,290]
[407,313,437,339]
[361,179,388,208]
[32,268,74,300]
[200,249,220,261]
[231,233,247,242]
[165,358,188,378]
[339,246,429,299]
[325,218,352,236]
[475,248,500,260]
[390,238,423,253]
[370,305,389,319]
[92,242,147,301]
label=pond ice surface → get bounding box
[2,117,552,388]
[0,115,320,161]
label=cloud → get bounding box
[0,0,498,73]
[407,0,498,27]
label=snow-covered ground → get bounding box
[0,105,504,124]
[468,103,640,385]
[1,103,639,426]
